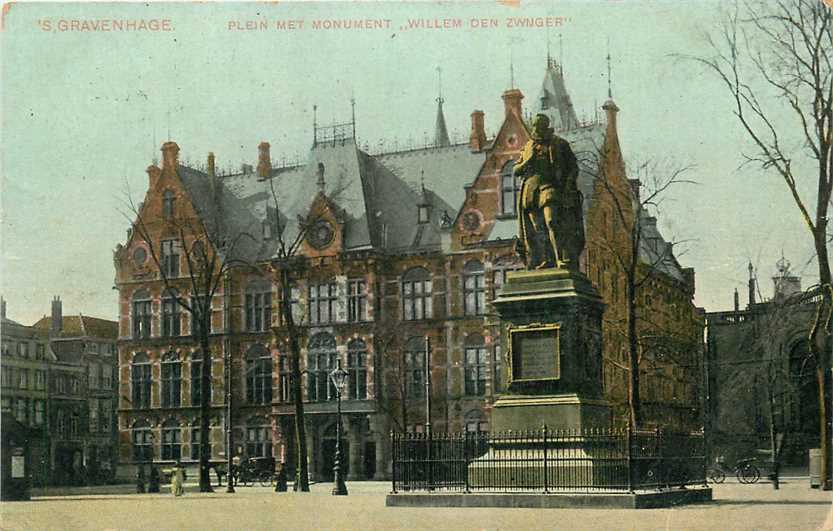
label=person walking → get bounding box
[170,460,185,497]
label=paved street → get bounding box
[3,479,832,531]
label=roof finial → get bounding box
[420,169,425,193]
[350,93,356,141]
[546,27,552,68]
[436,66,444,104]
[606,37,613,99]
[166,105,171,141]
[559,34,564,74]
[313,104,318,145]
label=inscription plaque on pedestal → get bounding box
[508,324,560,382]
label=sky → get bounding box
[1,0,826,325]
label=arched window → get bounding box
[131,353,152,409]
[245,280,272,332]
[132,419,153,462]
[500,161,517,215]
[404,337,426,399]
[246,416,272,458]
[161,289,181,338]
[161,418,182,461]
[246,345,273,405]
[464,334,487,396]
[307,333,336,402]
[463,260,486,316]
[347,339,368,400]
[190,351,211,406]
[132,289,152,339]
[161,351,181,408]
[402,267,432,321]
[163,190,175,219]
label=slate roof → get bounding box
[536,61,579,132]
[637,213,686,283]
[32,315,118,339]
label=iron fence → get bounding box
[391,427,706,493]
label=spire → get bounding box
[433,67,451,147]
[747,261,757,306]
[537,53,578,131]
[606,38,613,99]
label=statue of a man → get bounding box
[514,113,585,270]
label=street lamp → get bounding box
[329,359,349,496]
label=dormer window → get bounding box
[418,204,430,224]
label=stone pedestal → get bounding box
[471,268,611,488]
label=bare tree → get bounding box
[684,0,833,488]
[122,183,255,493]
[585,152,696,430]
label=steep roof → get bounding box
[434,99,451,148]
[32,315,118,339]
[536,60,579,132]
[638,212,686,283]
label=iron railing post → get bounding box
[391,430,397,493]
[464,432,470,493]
[627,425,634,492]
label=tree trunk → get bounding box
[767,362,779,490]
[199,331,213,492]
[627,272,641,430]
[812,227,832,490]
[280,267,310,492]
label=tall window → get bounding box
[88,363,99,390]
[190,353,211,406]
[464,334,488,396]
[347,339,368,400]
[89,398,99,433]
[348,279,368,322]
[161,290,181,337]
[189,423,204,461]
[14,398,28,424]
[307,333,336,402]
[18,369,28,389]
[278,355,290,403]
[35,370,47,390]
[246,417,272,458]
[493,344,504,394]
[34,400,45,426]
[161,351,182,408]
[190,295,212,335]
[132,290,152,339]
[246,345,273,405]
[163,190,175,219]
[309,281,337,324]
[402,267,432,321]
[161,239,180,278]
[463,260,486,316]
[405,337,426,399]
[131,353,152,409]
[500,161,517,215]
[245,282,272,332]
[161,419,182,461]
[132,420,153,462]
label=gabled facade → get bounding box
[114,59,703,481]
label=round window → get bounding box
[308,220,335,249]
[132,246,147,266]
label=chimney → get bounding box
[257,142,272,179]
[501,89,524,119]
[733,288,740,313]
[161,141,180,172]
[748,262,756,306]
[207,152,216,178]
[51,296,63,335]
[1,297,6,320]
[147,164,162,189]
[469,110,487,151]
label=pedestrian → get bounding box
[170,460,185,496]
[136,465,146,494]
[148,465,160,493]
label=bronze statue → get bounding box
[514,113,585,270]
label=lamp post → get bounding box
[329,359,349,496]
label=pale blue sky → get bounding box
[1,1,823,325]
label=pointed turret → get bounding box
[433,67,451,147]
[537,58,579,132]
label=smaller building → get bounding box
[0,299,53,486]
[33,297,119,485]
[705,258,820,466]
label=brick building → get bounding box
[33,297,119,484]
[114,59,703,481]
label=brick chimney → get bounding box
[51,296,63,335]
[257,142,272,179]
[147,164,162,189]
[1,297,6,320]
[469,110,487,151]
[161,141,180,172]
[501,89,524,118]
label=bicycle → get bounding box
[707,457,760,484]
